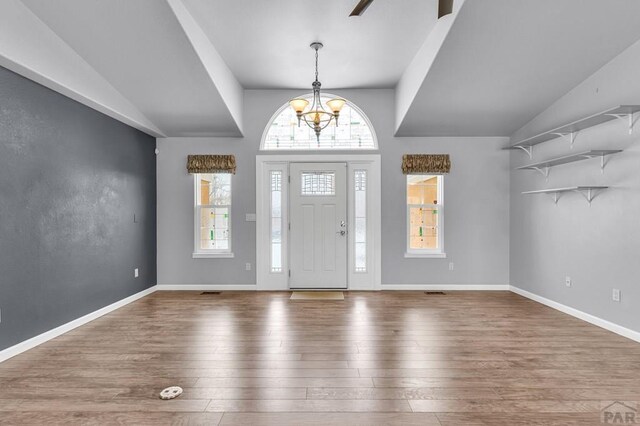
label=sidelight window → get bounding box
[354,170,367,272]
[270,171,283,272]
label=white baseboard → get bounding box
[0,285,157,363]
[381,284,510,291]
[510,285,640,343]
[156,284,257,291]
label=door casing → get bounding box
[256,154,381,291]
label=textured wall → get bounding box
[0,66,156,351]
[510,39,640,333]
[157,89,510,286]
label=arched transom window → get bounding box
[261,95,377,150]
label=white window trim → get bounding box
[405,175,446,258]
[193,174,234,259]
[259,93,379,151]
[192,252,235,259]
[404,252,447,259]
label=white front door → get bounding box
[289,163,347,289]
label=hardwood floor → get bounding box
[1,291,639,425]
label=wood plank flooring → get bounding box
[1,291,639,425]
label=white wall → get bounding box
[157,89,510,286]
[510,39,640,332]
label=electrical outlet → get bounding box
[565,276,571,287]
[449,262,454,271]
[245,263,252,271]
[134,268,139,278]
[612,289,621,302]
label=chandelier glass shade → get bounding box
[289,42,346,141]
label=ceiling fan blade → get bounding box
[438,0,453,18]
[350,0,374,16]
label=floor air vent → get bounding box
[201,291,221,295]
[424,291,446,295]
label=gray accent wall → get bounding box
[0,66,157,351]
[510,39,640,333]
[157,89,510,286]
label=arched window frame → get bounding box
[260,93,378,151]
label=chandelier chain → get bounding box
[315,47,319,82]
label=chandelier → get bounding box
[289,42,346,142]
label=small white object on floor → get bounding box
[159,386,183,400]
[290,291,344,300]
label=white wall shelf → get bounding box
[522,186,608,205]
[516,150,622,179]
[506,105,640,158]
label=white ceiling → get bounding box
[21,0,243,137]
[182,0,438,90]
[396,0,640,136]
[5,0,640,137]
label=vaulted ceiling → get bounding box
[395,0,640,136]
[2,0,640,138]
[181,0,436,90]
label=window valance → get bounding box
[401,154,451,175]
[187,155,236,174]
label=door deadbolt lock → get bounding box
[337,230,346,236]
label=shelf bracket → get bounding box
[514,145,533,159]
[528,166,550,180]
[578,153,608,174]
[605,112,636,135]
[572,187,603,206]
[543,191,561,205]
[551,131,577,148]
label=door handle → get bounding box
[337,230,346,236]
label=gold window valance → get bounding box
[401,154,451,175]
[187,155,236,174]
